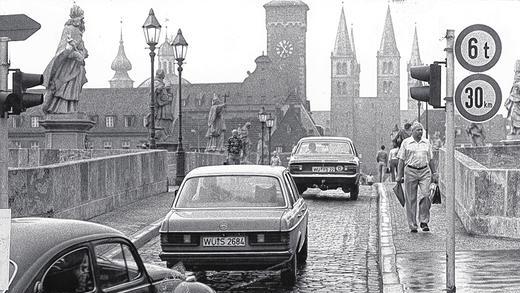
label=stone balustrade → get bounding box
[438,146,520,239]
[8,149,168,220]
[167,151,227,184]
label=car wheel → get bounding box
[350,184,359,200]
[297,234,308,267]
[281,253,298,287]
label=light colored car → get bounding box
[4,217,214,293]
[288,136,361,200]
[159,165,309,286]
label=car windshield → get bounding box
[175,175,285,208]
[296,141,353,155]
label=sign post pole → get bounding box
[445,29,456,293]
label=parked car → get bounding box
[288,136,361,200]
[4,217,214,293]
[159,165,309,286]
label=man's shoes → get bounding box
[410,228,418,233]
[420,223,430,232]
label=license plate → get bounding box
[312,166,335,173]
[202,236,246,247]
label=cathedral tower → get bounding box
[407,26,424,114]
[377,6,400,99]
[330,7,360,137]
[109,22,133,88]
[264,0,309,105]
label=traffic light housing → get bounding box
[0,70,44,117]
[12,70,44,115]
[409,64,442,108]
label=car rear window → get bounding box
[176,175,286,208]
[296,141,353,155]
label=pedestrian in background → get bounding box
[376,145,388,183]
[393,122,412,148]
[396,122,438,233]
[227,129,243,165]
[270,150,281,166]
[388,142,399,182]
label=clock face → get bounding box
[275,40,294,58]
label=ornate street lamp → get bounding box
[171,29,188,185]
[266,114,274,165]
[258,107,268,165]
[142,8,161,149]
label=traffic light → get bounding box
[0,91,17,118]
[10,70,44,115]
[409,64,442,108]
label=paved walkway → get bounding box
[379,182,520,292]
[88,190,175,248]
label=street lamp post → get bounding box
[258,107,268,165]
[266,114,274,165]
[171,29,188,185]
[142,9,162,149]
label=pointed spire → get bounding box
[110,19,133,88]
[350,23,357,60]
[378,5,400,56]
[333,7,353,56]
[409,24,422,66]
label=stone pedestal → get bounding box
[501,135,520,146]
[39,112,95,149]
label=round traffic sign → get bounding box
[455,24,501,72]
[455,74,502,123]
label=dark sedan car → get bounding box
[159,165,309,286]
[4,217,214,293]
[288,136,361,199]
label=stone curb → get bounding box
[376,183,405,293]
[129,218,163,249]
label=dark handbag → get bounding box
[429,183,442,204]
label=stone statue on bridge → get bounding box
[153,69,174,141]
[42,4,88,114]
[505,81,520,137]
[205,94,226,152]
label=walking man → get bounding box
[376,145,388,183]
[388,142,399,182]
[396,122,438,233]
[227,129,243,165]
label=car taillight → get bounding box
[280,232,290,244]
[249,232,289,245]
[160,233,168,244]
[257,233,265,243]
[290,164,303,171]
[183,234,191,244]
[161,233,199,245]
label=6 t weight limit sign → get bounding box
[455,24,501,72]
[455,74,502,123]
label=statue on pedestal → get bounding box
[153,69,174,141]
[42,4,88,114]
[205,94,226,152]
[505,81,520,136]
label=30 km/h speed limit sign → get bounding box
[455,24,501,72]
[455,74,502,123]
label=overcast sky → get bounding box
[2,0,518,115]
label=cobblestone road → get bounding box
[139,186,381,292]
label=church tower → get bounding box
[264,0,309,105]
[109,21,133,88]
[330,7,360,137]
[377,6,400,99]
[407,26,423,114]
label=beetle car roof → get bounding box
[9,217,124,287]
[186,165,287,178]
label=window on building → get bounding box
[276,146,283,153]
[105,116,115,128]
[287,125,292,133]
[388,62,393,74]
[30,116,40,128]
[30,141,39,149]
[12,141,21,148]
[122,141,130,149]
[143,116,148,128]
[11,116,22,128]
[182,99,187,107]
[103,141,112,149]
[124,115,133,128]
